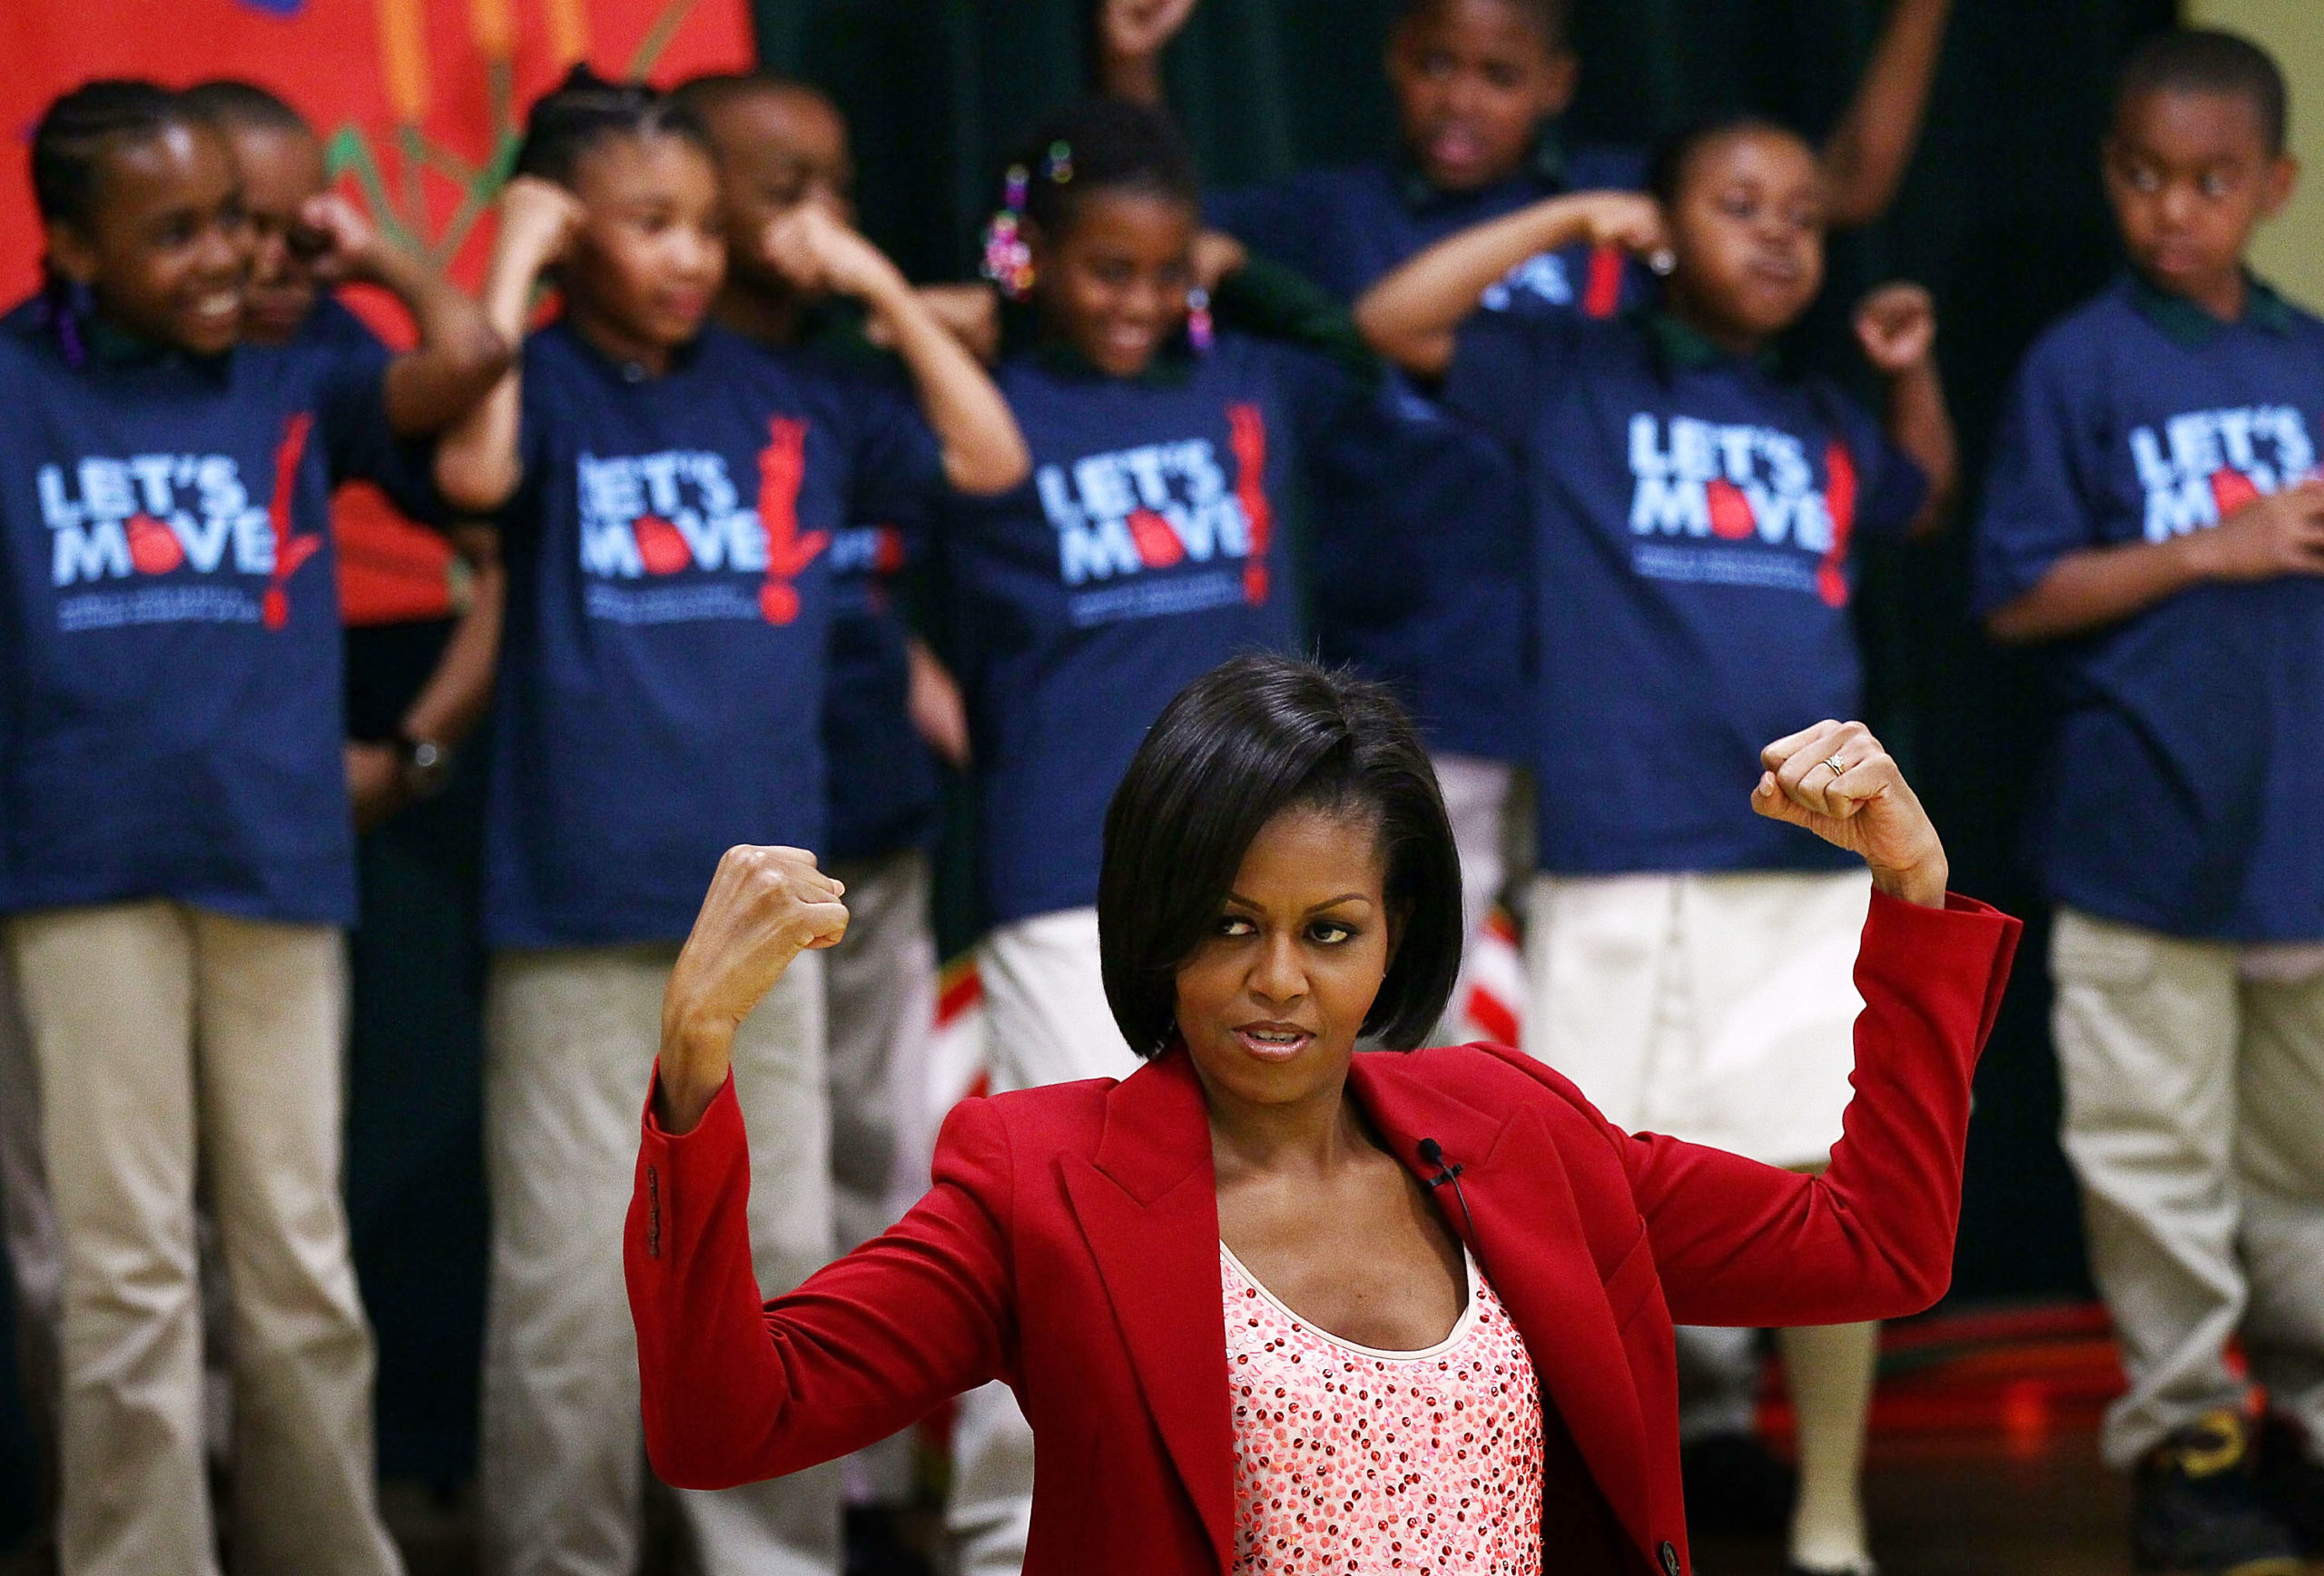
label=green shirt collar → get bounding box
[1008,293,1195,387]
[2127,269,2298,346]
[1641,309,1782,377]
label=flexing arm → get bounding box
[632,842,1013,1487]
[632,1073,1016,1487]
[763,208,1029,495]
[1854,283,1955,537]
[300,194,511,437]
[1985,486,2324,643]
[432,178,585,514]
[1819,0,1954,228]
[1354,192,1667,377]
[1510,721,2015,1325]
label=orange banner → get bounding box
[0,0,753,305]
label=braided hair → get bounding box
[182,79,310,137]
[1014,96,1197,239]
[515,64,711,189]
[32,79,196,229]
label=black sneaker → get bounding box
[1681,1429,1797,1537]
[2255,1413,2324,1555]
[2132,1410,2304,1576]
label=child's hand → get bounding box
[1191,230,1247,292]
[495,176,586,268]
[1557,192,1671,271]
[1101,0,1202,67]
[763,206,907,305]
[2190,482,2324,582]
[1854,282,1936,374]
[292,193,385,283]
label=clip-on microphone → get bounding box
[1417,1138,1485,1272]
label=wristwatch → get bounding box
[395,733,454,800]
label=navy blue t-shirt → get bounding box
[1208,146,1650,761]
[822,517,943,862]
[485,319,940,948]
[1974,275,2324,940]
[945,331,1351,927]
[1445,310,1926,874]
[0,294,417,925]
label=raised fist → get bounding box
[1853,282,1936,375]
[657,846,849,1130]
[1752,720,1948,908]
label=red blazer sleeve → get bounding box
[1622,889,2018,1325]
[625,1076,1017,1491]
[1485,889,2017,1327]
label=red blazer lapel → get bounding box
[1059,1052,1235,1573]
[1348,1053,1659,1559]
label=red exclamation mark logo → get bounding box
[756,417,827,625]
[262,413,323,629]
[1228,402,1272,605]
[1816,439,1857,609]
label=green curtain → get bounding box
[762,0,2177,1303]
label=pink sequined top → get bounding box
[1220,1241,1544,1574]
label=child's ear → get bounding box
[2261,152,2300,219]
[41,221,100,289]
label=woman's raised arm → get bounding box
[627,845,1019,1488]
[1602,724,2015,1325]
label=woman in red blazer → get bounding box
[626,655,2019,1576]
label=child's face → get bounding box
[2105,87,2294,307]
[565,133,726,354]
[1663,128,1826,348]
[699,86,854,296]
[47,123,249,356]
[1030,188,1197,379]
[1386,0,1577,193]
[223,123,328,346]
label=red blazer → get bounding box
[626,890,2018,1576]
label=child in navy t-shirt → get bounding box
[432,68,1027,1574]
[1974,31,2324,1571]
[1097,0,1954,1051]
[1359,113,1955,1576]
[944,97,1369,1080]
[0,81,487,1575]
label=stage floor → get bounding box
[5,1302,2316,1574]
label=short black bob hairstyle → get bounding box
[1097,654,1463,1059]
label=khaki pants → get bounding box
[5,901,399,1576]
[825,851,940,1253]
[951,908,1141,1576]
[480,944,839,1576]
[2052,908,2324,1468]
